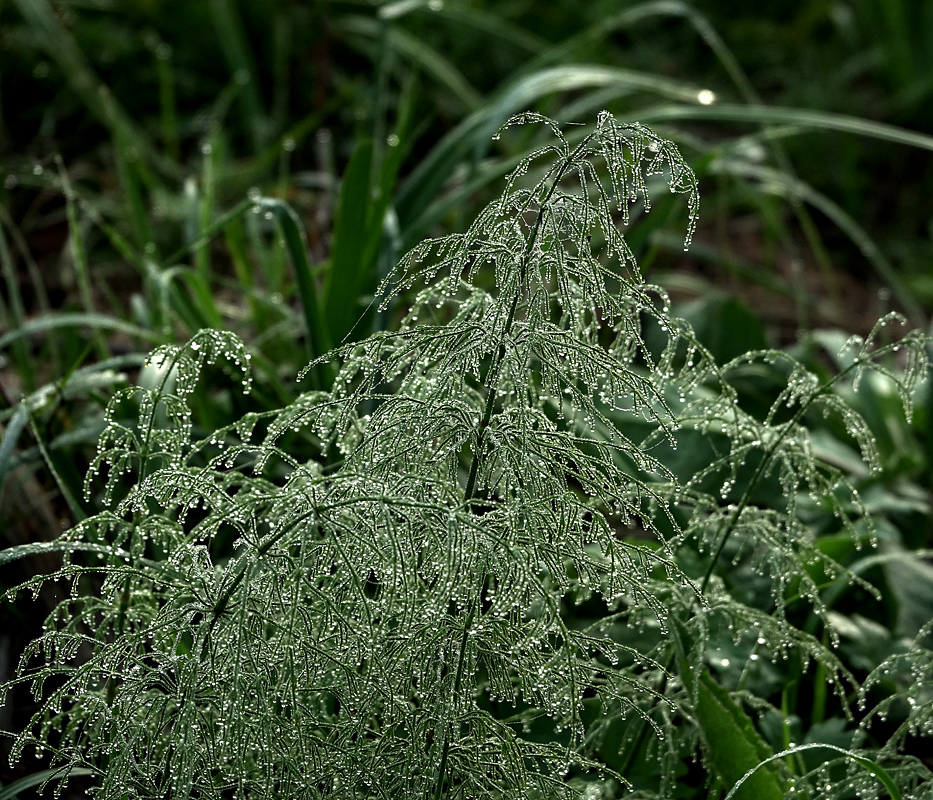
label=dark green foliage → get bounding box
[1,113,930,800]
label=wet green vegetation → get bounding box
[1,2,932,798]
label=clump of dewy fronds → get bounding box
[1,112,929,800]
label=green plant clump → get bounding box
[1,112,931,799]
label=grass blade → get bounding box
[11,0,180,180]
[151,35,179,162]
[396,65,707,246]
[112,125,156,255]
[224,215,267,333]
[195,130,220,284]
[0,313,159,353]
[325,140,376,348]
[0,404,29,503]
[255,198,334,388]
[712,158,926,325]
[0,767,97,800]
[208,0,268,152]
[165,198,255,267]
[412,2,546,54]
[338,15,483,112]
[632,103,933,153]
[176,270,223,330]
[56,157,110,359]
[25,414,85,524]
[0,218,32,389]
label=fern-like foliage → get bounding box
[1,112,929,800]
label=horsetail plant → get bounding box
[1,111,930,799]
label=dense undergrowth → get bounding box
[1,2,933,798]
[2,110,932,799]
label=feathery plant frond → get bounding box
[1,112,929,799]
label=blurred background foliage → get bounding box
[1,0,932,795]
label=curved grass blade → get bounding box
[396,65,708,247]
[723,743,903,800]
[633,103,933,153]
[0,540,134,568]
[0,313,159,354]
[378,0,545,53]
[0,355,139,425]
[416,2,545,54]
[0,767,97,800]
[520,1,754,103]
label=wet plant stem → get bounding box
[432,150,580,800]
[620,355,871,777]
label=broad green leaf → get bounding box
[882,545,933,638]
[695,670,785,800]
[678,294,769,365]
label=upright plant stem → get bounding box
[699,358,859,594]
[431,146,581,799]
